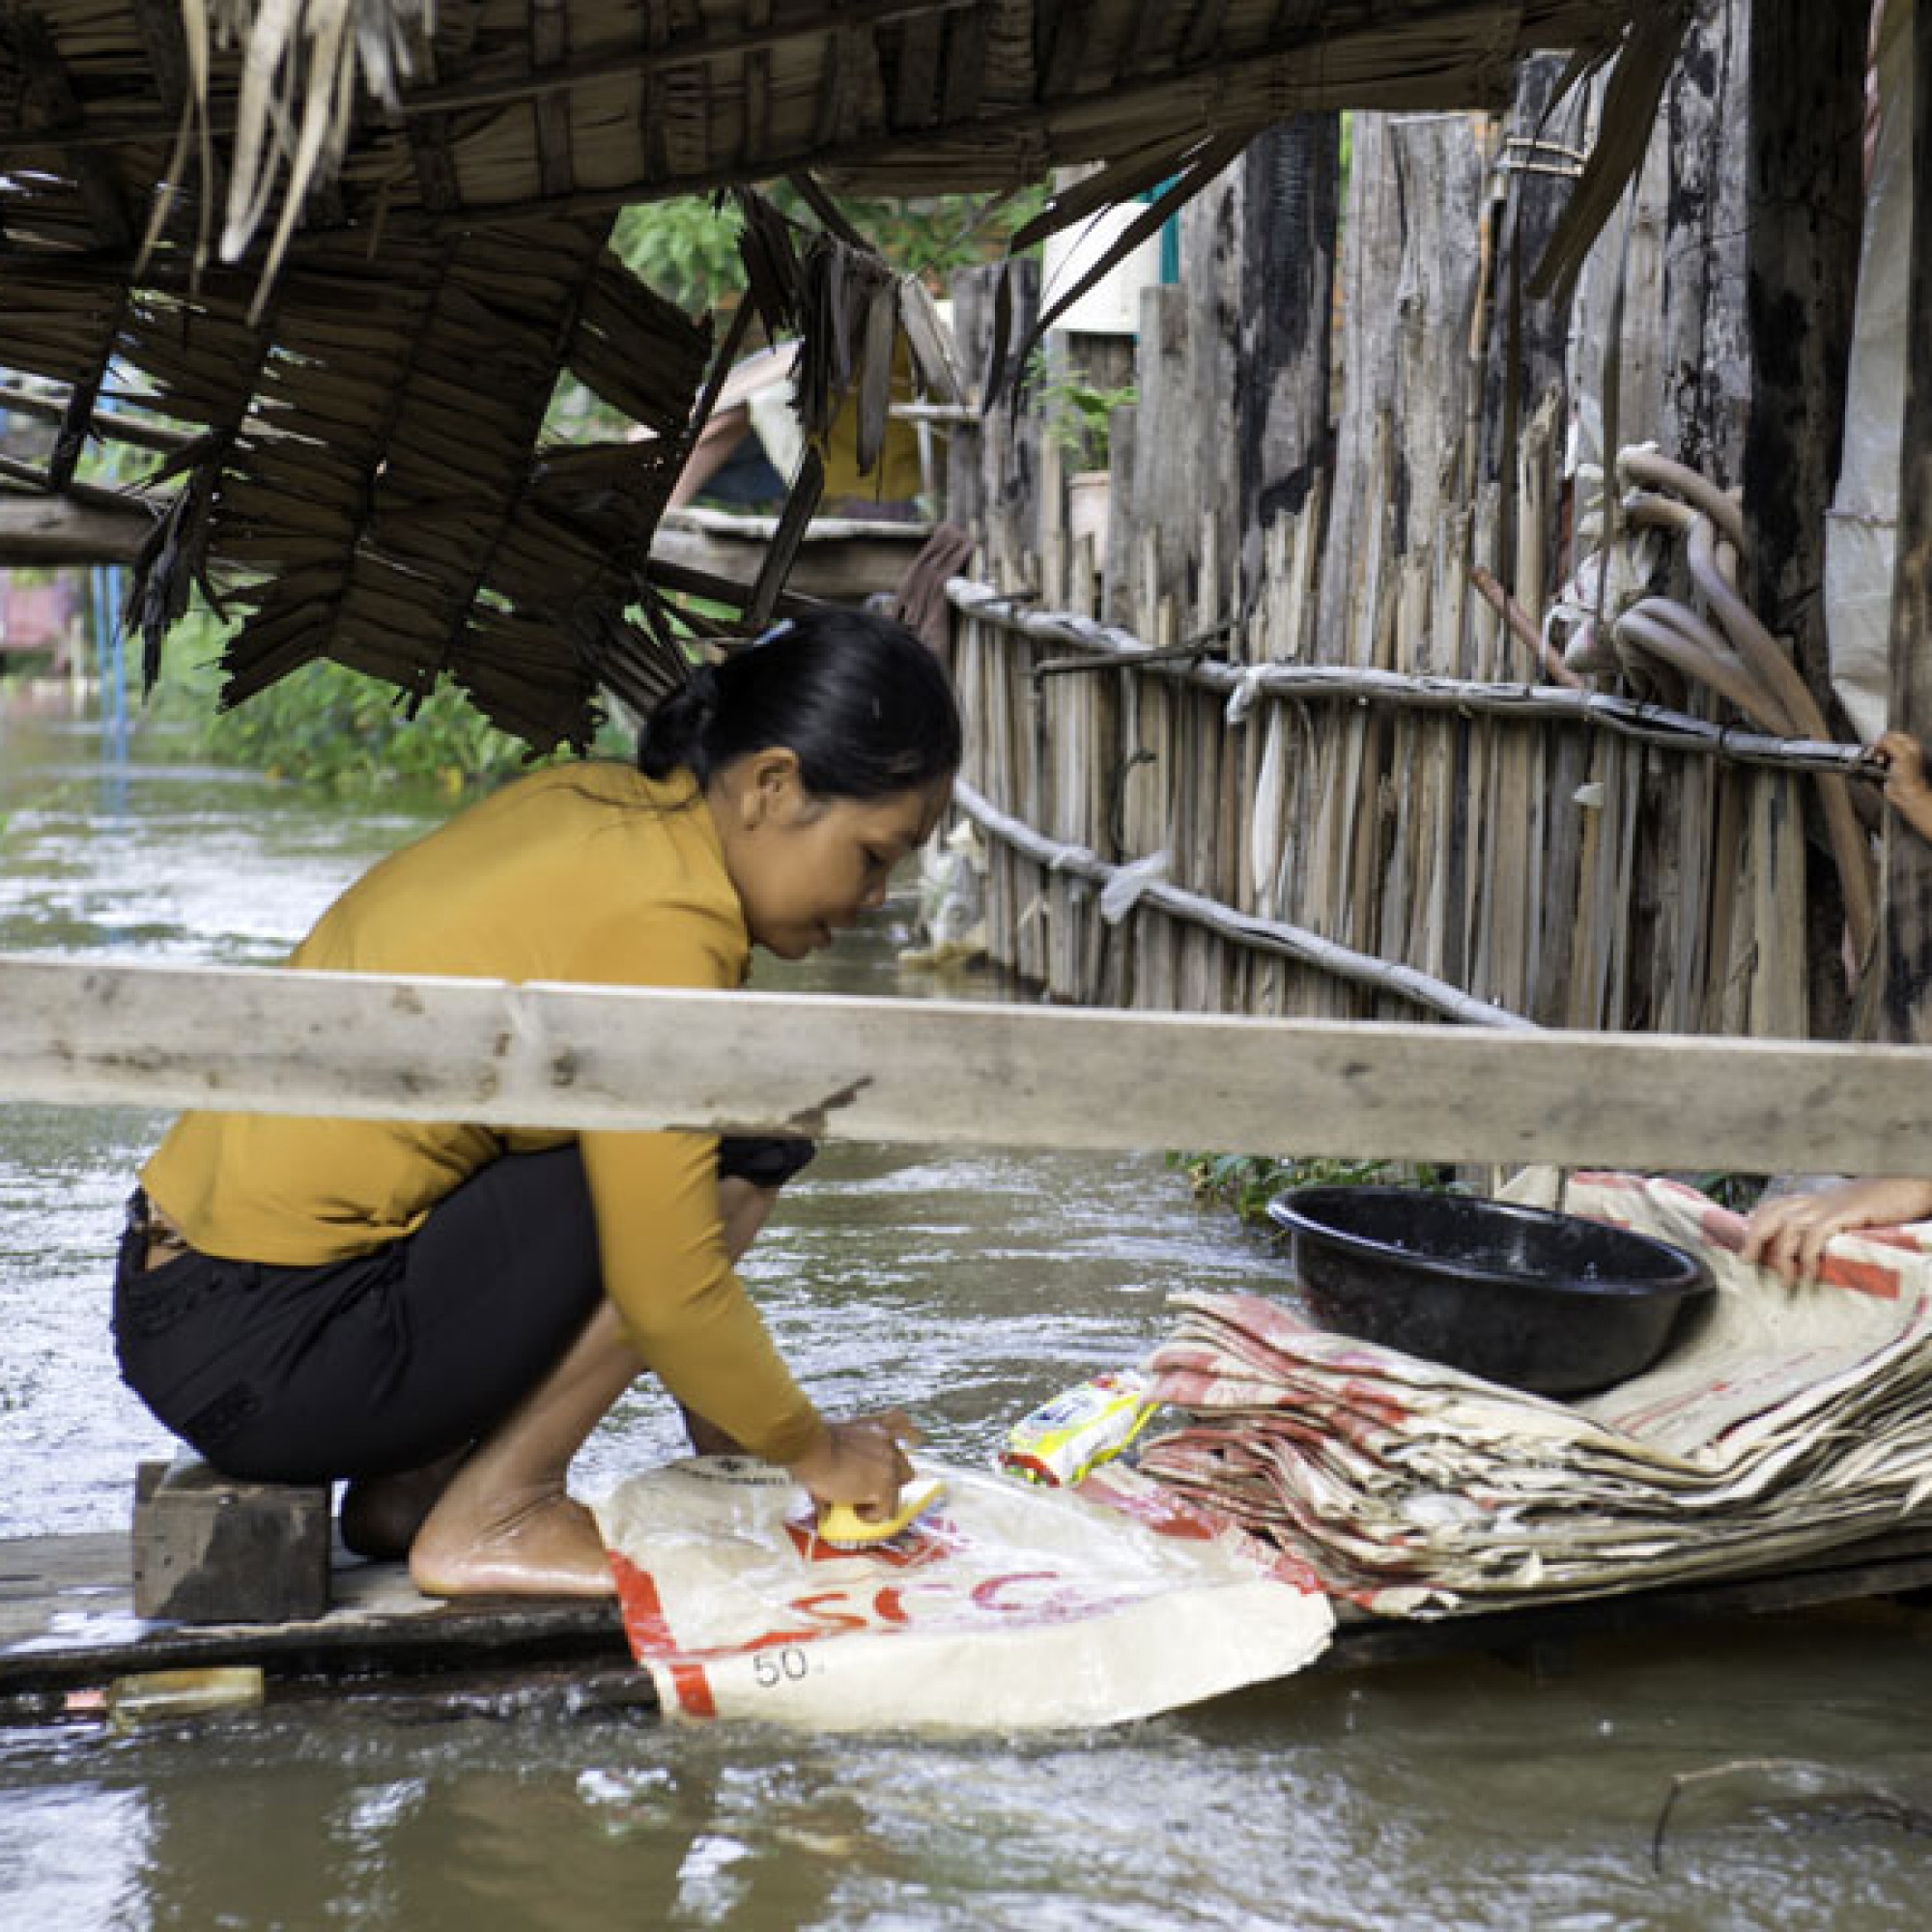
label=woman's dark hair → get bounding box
[637,609,962,800]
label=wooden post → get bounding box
[1743,0,1870,1037]
[1123,284,1197,630]
[1175,124,1341,619]
[946,265,992,544]
[1236,117,1341,609]
[1319,114,1402,665]
[948,258,1041,587]
[1385,113,1486,575]
[1882,0,1932,1043]
[1478,56,1580,489]
[1659,0,1752,486]
[1176,172,1245,629]
[1318,112,1483,664]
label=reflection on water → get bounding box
[9,1642,1932,1932]
[6,692,1932,1931]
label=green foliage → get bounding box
[1023,349,1136,470]
[1042,373,1138,471]
[614,196,750,317]
[1168,1151,1460,1230]
[1171,1150,1764,1232]
[202,662,538,796]
[611,186,1051,318]
[1681,1172,1768,1214]
[147,602,622,798]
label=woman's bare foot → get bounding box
[340,1448,469,1560]
[408,1487,615,1599]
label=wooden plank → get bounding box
[0,492,151,564]
[1039,0,1097,99]
[0,1533,625,1705]
[1236,117,1340,603]
[132,1456,330,1624]
[646,519,923,601]
[1655,0,1750,485]
[1321,1533,1932,1671]
[11,953,1932,1172]
[1882,0,1932,1045]
[1319,113,1399,664]
[9,1521,1932,1713]
[892,11,945,130]
[1746,0,1866,1038]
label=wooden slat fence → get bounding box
[947,580,1851,1033]
[938,26,1842,1041]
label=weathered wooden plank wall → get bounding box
[940,0,1856,1044]
[1882,0,1932,1047]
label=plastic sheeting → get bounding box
[594,1456,1333,1731]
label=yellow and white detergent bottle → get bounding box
[997,1370,1157,1488]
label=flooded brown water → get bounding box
[5,687,1932,1930]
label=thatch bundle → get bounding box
[0,0,1661,744]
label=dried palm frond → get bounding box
[1530,0,1697,300]
[988,130,1247,402]
[93,213,715,751]
[1,0,1651,745]
[736,185,961,463]
[185,0,434,301]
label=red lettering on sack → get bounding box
[781,1518,948,1569]
[786,1589,871,1632]
[668,1662,716,1718]
[970,1572,1061,1611]
[1818,1255,1903,1300]
[1855,1229,1926,1255]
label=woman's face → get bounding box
[714,753,953,959]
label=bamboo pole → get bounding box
[953,781,1530,1030]
[950,583,1882,784]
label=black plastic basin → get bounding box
[1265,1185,1715,1397]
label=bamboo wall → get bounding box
[946,583,1815,1037]
[938,6,1841,1039]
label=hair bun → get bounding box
[636,663,721,780]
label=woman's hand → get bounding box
[1875,730,1932,843]
[787,1410,922,1518]
[1741,1176,1932,1284]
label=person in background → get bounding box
[1744,728,1932,1282]
[114,610,961,1598]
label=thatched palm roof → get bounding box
[0,0,1662,749]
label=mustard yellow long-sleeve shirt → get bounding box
[140,760,823,1464]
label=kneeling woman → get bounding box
[114,610,960,1597]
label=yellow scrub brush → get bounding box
[814,1475,947,1548]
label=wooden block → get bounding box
[132,1455,332,1625]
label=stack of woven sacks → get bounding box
[1134,1174,1932,1617]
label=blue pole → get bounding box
[95,564,128,768]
